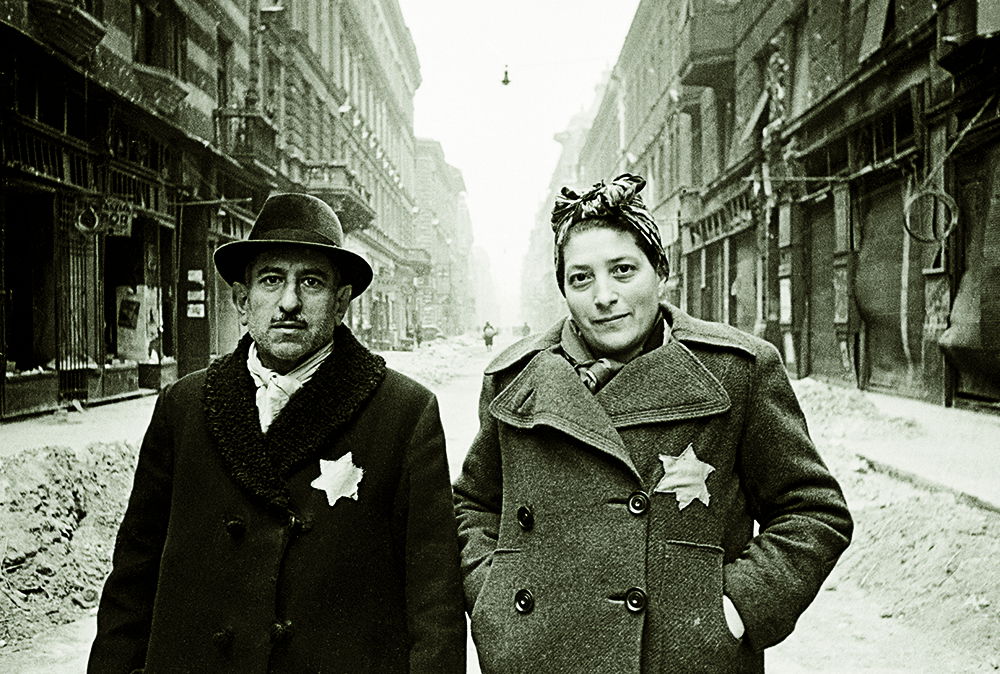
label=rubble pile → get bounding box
[0,443,138,646]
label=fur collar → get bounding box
[203,325,386,513]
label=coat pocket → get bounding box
[648,541,740,671]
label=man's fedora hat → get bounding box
[214,193,373,298]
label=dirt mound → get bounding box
[0,442,138,647]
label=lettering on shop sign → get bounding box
[101,197,135,237]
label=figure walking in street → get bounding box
[482,321,497,351]
[89,194,466,673]
[454,174,852,672]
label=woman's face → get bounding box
[562,226,664,362]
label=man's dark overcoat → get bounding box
[90,326,466,673]
[454,303,852,673]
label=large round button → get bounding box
[627,491,649,516]
[224,518,245,538]
[516,505,534,531]
[625,587,647,613]
[212,626,234,651]
[270,619,293,642]
[514,589,535,614]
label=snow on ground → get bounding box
[378,333,487,387]
[0,340,997,671]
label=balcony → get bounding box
[304,161,375,233]
[936,0,1000,74]
[134,63,191,117]
[30,1,106,62]
[404,247,433,275]
[215,108,278,176]
[677,0,736,88]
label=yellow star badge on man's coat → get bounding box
[311,452,364,506]
[653,443,715,510]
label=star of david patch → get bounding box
[311,452,364,506]
[653,443,715,510]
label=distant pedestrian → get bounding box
[482,321,497,351]
[90,193,466,673]
[455,174,852,672]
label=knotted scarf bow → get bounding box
[550,173,668,281]
[246,340,333,432]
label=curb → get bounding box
[858,454,1000,515]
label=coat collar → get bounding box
[203,325,386,513]
[486,302,755,374]
[486,303,747,478]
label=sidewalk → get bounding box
[792,379,1000,512]
[0,394,158,458]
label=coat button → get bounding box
[627,491,649,516]
[270,619,293,643]
[224,518,245,539]
[287,515,312,535]
[212,626,234,651]
[516,505,534,531]
[625,587,647,613]
[514,589,535,615]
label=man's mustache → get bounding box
[270,315,307,328]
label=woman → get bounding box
[454,174,852,673]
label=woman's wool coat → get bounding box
[454,304,853,673]
[89,327,466,673]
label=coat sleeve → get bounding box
[452,375,504,612]
[723,342,853,651]
[402,393,467,673]
[88,389,175,673]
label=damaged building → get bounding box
[0,0,467,418]
[533,0,999,410]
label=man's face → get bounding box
[233,246,352,374]
[562,226,664,362]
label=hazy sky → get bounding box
[396,1,640,323]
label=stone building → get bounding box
[413,138,474,337]
[0,0,433,418]
[548,0,999,410]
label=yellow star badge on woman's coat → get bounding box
[653,443,715,510]
[311,452,364,506]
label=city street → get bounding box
[1,334,997,672]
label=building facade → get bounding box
[413,138,474,337]
[1,0,436,418]
[520,104,602,332]
[546,0,1000,410]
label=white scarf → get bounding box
[246,340,334,432]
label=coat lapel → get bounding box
[596,337,731,427]
[489,349,638,478]
[203,325,386,513]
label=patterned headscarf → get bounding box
[550,173,668,290]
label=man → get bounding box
[89,193,466,673]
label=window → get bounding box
[217,32,232,106]
[132,1,185,77]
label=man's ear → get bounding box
[333,285,353,326]
[232,282,250,326]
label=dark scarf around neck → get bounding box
[559,314,666,393]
